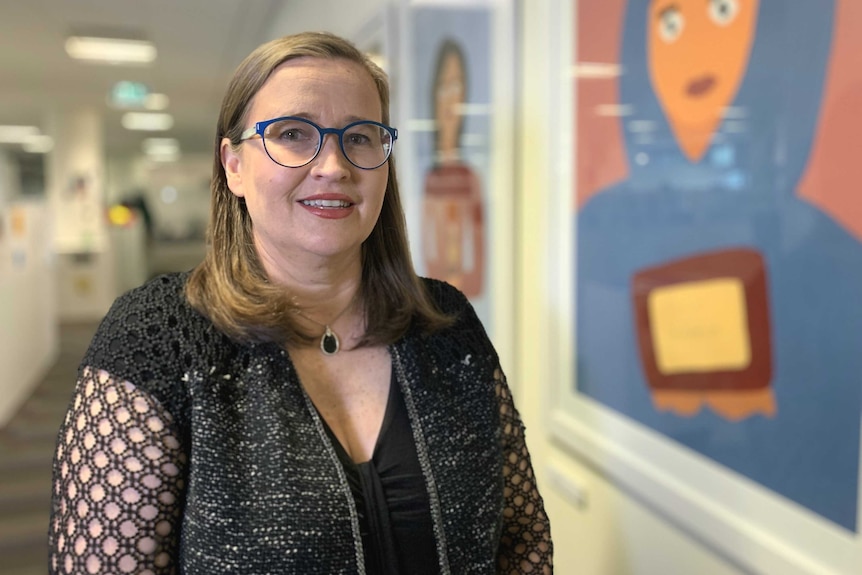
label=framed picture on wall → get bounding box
[400,0,517,374]
[548,0,862,573]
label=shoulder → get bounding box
[99,273,193,332]
[82,272,221,385]
[417,277,495,357]
[420,277,470,314]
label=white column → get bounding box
[46,107,117,321]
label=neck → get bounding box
[257,241,363,318]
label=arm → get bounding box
[495,368,553,574]
[48,367,187,574]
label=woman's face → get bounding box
[221,57,389,271]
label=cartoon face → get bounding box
[648,0,759,161]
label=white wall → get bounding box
[0,151,58,427]
[0,199,58,427]
[263,0,387,41]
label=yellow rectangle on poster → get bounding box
[648,278,751,374]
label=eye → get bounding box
[277,128,306,142]
[344,124,377,147]
[347,133,371,146]
[708,0,739,26]
[267,120,313,143]
[658,7,685,43]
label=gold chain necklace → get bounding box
[294,296,357,356]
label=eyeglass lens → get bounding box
[262,119,393,169]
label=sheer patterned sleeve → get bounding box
[49,367,187,575]
[495,368,553,574]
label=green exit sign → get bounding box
[110,81,150,108]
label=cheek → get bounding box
[250,166,302,201]
[369,175,389,213]
[649,44,677,100]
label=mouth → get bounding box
[300,199,354,208]
[686,75,717,97]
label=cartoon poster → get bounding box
[410,3,493,328]
[574,0,862,532]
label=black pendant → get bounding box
[320,326,339,355]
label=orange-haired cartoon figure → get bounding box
[575,0,862,530]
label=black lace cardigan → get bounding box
[48,273,553,574]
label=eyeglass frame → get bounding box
[238,116,398,171]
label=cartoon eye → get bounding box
[658,7,685,43]
[708,0,740,26]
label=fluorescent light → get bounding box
[144,93,170,111]
[571,62,623,79]
[66,36,156,65]
[22,135,54,154]
[0,126,54,153]
[122,112,174,131]
[406,119,437,132]
[594,104,634,117]
[148,151,180,162]
[143,138,180,162]
[628,120,659,133]
[0,125,40,143]
[143,137,179,154]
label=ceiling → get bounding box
[0,0,288,160]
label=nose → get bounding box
[310,133,351,177]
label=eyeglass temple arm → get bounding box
[239,125,259,141]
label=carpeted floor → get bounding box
[0,322,98,575]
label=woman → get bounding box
[48,31,552,574]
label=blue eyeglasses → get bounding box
[239,116,398,170]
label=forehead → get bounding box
[248,56,382,120]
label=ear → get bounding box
[221,137,245,198]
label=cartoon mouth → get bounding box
[686,75,717,97]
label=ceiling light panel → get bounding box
[65,36,157,65]
[0,125,40,143]
[122,113,174,131]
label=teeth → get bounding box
[301,199,351,208]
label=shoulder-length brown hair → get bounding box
[186,31,451,346]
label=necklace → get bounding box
[294,297,356,356]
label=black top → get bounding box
[317,370,439,575]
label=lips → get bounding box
[298,194,356,219]
[686,75,717,97]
